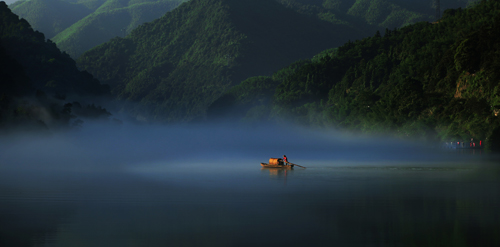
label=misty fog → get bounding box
[0,121,487,201]
[0,121,471,173]
[1,122,498,247]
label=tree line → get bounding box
[209,0,500,151]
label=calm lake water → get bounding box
[1,124,499,247]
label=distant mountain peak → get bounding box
[77,0,362,122]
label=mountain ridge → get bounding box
[10,0,187,58]
[10,0,475,58]
[1,1,112,130]
[77,0,361,122]
[208,0,500,150]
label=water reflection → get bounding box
[261,167,293,176]
[291,165,500,247]
[0,186,75,247]
[1,124,499,247]
[261,167,293,185]
[1,160,498,247]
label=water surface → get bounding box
[1,124,499,247]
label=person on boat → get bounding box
[283,155,288,164]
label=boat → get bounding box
[261,163,294,168]
[260,158,294,168]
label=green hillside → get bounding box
[11,0,187,58]
[77,0,362,122]
[9,0,99,38]
[278,0,475,30]
[209,0,500,150]
[11,0,476,59]
[0,2,111,131]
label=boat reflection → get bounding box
[261,167,293,176]
[261,167,294,185]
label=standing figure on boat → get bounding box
[283,155,288,164]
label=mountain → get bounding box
[77,0,365,122]
[278,0,476,30]
[8,0,94,39]
[10,0,476,58]
[3,0,19,5]
[0,2,111,131]
[208,0,500,150]
[10,0,187,58]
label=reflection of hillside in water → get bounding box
[0,189,75,247]
[306,165,500,246]
[0,161,499,246]
[308,185,500,246]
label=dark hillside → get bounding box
[77,0,362,122]
[210,0,500,150]
[223,0,360,83]
[0,2,111,130]
[1,4,108,97]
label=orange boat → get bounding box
[260,158,294,168]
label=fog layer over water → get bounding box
[1,123,498,247]
[0,123,471,170]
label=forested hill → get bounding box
[10,0,187,58]
[278,0,476,29]
[9,0,94,39]
[10,0,475,59]
[0,2,111,131]
[209,0,500,150]
[77,0,364,122]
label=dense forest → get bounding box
[75,0,477,123]
[0,2,112,132]
[3,0,498,151]
[209,0,500,151]
[10,0,187,58]
[278,0,475,27]
[9,0,474,59]
[77,0,366,122]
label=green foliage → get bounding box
[212,0,500,148]
[486,126,500,153]
[322,0,343,11]
[11,0,187,58]
[276,0,464,37]
[454,38,479,72]
[78,0,359,122]
[10,0,96,38]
